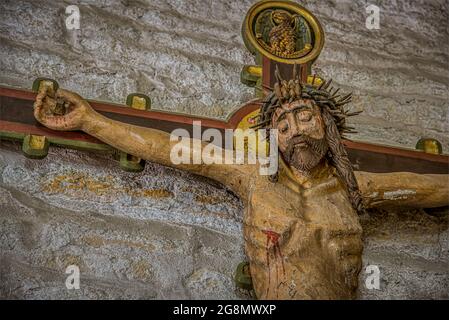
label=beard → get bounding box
[283,135,328,173]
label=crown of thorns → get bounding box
[252,65,361,137]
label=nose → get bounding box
[288,115,302,137]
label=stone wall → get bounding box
[0,0,448,300]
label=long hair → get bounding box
[252,65,364,214]
[321,108,364,212]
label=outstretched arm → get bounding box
[355,171,449,209]
[33,88,256,200]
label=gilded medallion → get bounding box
[242,1,324,64]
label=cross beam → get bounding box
[0,85,447,174]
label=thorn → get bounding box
[275,65,283,82]
[262,84,273,91]
[292,63,298,80]
[329,95,341,100]
[339,93,352,102]
[345,110,363,117]
[323,79,333,90]
[318,80,326,90]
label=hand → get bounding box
[33,87,94,131]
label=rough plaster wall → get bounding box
[0,0,448,149]
[0,0,448,300]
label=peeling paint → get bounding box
[42,172,173,198]
[383,189,417,201]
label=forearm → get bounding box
[81,111,254,199]
[356,171,449,209]
[82,111,173,166]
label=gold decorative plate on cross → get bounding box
[242,0,325,64]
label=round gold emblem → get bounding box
[242,0,325,64]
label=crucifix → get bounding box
[2,1,448,299]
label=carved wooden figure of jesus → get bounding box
[33,67,449,299]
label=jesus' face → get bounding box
[271,99,328,173]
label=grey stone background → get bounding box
[0,0,448,299]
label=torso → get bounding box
[243,161,363,299]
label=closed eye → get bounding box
[297,110,312,122]
[279,123,289,133]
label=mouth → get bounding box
[294,141,308,148]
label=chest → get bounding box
[245,176,361,235]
